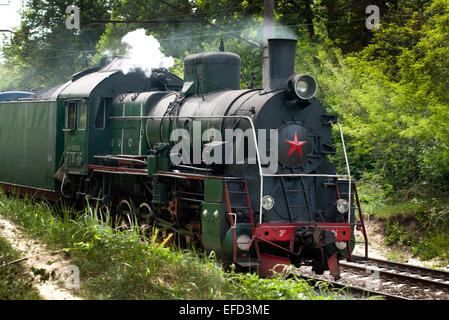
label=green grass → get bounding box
[373,201,426,219]
[0,191,345,300]
[0,235,41,300]
[357,180,427,218]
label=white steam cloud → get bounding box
[120,29,174,77]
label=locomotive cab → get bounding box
[58,58,183,198]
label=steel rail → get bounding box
[340,261,449,290]
[299,274,409,300]
[351,255,449,282]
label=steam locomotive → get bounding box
[0,38,368,279]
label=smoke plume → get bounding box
[120,29,174,77]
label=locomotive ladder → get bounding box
[280,176,314,222]
[224,179,260,267]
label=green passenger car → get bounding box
[0,85,67,195]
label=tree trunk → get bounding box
[305,0,315,39]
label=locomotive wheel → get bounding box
[137,202,153,235]
[311,261,326,275]
[148,217,174,247]
[116,199,136,230]
[96,202,111,224]
[140,206,176,247]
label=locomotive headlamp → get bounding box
[262,195,275,210]
[336,199,349,214]
[237,234,251,251]
[287,74,318,100]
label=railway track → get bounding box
[297,256,449,300]
[300,274,407,300]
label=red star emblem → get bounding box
[284,132,307,157]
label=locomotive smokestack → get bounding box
[262,0,275,89]
[267,38,298,91]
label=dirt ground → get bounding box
[0,215,81,300]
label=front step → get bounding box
[350,255,368,262]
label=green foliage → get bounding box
[411,232,449,261]
[292,0,449,195]
[364,197,449,263]
[227,267,342,300]
[1,0,111,90]
[375,2,449,192]
[0,191,339,300]
[408,202,449,261]
[384,219,406,245]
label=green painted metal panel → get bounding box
[59,71,117,99]
[201,178,224,253]
[204,177,223,203]
[0,100,63,191]
[110,92,167,156]
[201,202,222,252]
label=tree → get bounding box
[311,0,436,53]
[323,0,449,194]
[1,0,111,90]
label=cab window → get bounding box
[94,99,105,130]
[77,101,87,130]
[65,102,76,131]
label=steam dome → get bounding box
[184,52,241,95]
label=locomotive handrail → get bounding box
[110,115,353,225]
[93,155,148,166]
[336,122,352,224]
[262,173,349,178]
